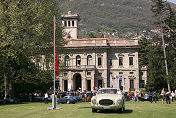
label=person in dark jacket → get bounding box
[166,92,171,104]
[153,91,157,103]
[149,91,153,103]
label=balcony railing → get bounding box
[61,65,95,70]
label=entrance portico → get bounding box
[73,73,82,91]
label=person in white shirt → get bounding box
[44,93,48,104]
[171,91,175,102]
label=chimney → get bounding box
[68,11,72,15]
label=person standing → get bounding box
[161,88,166,104]
[44,93,48,104]
[171,91,175,102]
[84,92,87,103]
[153,91,157,103]
[128,92,131,101]
[149,91,153,103]
[166,91,171,104]
[134,91,137,102]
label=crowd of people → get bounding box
[124,88,175,104]
[42,88,176,104]
[160,88,175,104]
[4,88,174,104]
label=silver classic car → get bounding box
[91,88,125,113]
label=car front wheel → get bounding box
[92,108,97,113]
[67,100,70,104]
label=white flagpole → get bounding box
[52,16,56,109]
[48,16,61,110]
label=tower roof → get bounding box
[61,11,81,21]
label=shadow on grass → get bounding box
[79,107,133,114]
[0,102,45,106]
[79,107,92,109]
[98,109,133,114]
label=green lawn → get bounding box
[0,100,176,118]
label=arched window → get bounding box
[65,55,70,66]
[76,55,81,66]
[87,55,92,65]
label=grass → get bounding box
[0,100,176,118]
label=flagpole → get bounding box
[48,16,61,110]
[53,16,56,109]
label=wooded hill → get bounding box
[58,0,176,37]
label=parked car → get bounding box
[91,88,125,113]
[140,94,149,101]
[0,98,5,104]
[74,96,82,101]
[3,98,20,104]
[42,96,52,102]
[58,96,77,104]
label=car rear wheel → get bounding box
[92,108,97,113]
[67,100,70,104]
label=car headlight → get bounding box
[116,99,121,103]
[92,99,96,104]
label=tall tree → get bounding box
[0,0,64,98]
[151,0,171,91]
[146,0,176,91]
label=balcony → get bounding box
[61,65,95,71]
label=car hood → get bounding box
[94,94,123,101]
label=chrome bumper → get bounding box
[91,104,121,110]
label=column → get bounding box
[82,77,86,91]
[60,78,63,91]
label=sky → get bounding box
[167,0,176,4]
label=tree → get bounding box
[151,0,171,91]
[144,0,176,91]
[0,0,64,98]
[138,38,151,66]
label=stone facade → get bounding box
[57,38,147,92]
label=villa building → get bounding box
[56,11,147,92]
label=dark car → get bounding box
[58,96,77,104]
[0,98,5,104]
[73,96,82,101]
[3,98,20,104]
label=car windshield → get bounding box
[97,89,121,94]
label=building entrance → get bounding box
[73,73,82,91]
